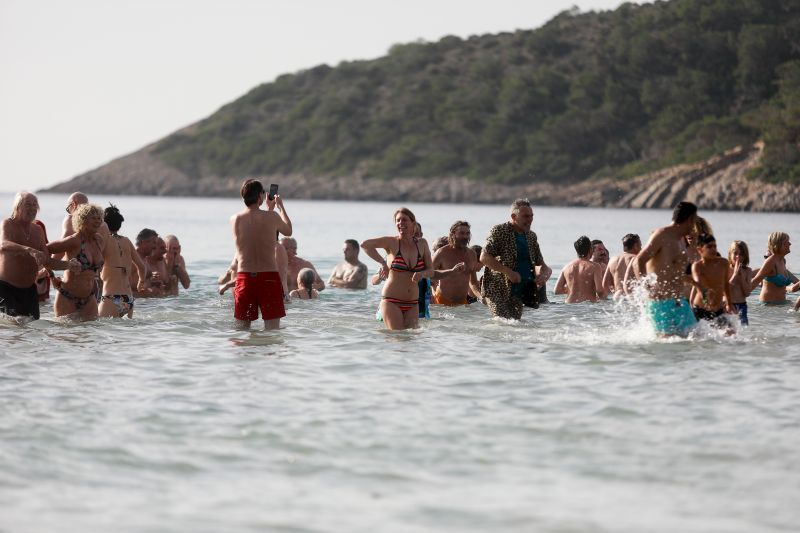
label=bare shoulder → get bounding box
[0,217,14,233]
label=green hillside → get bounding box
[153,0,800,185]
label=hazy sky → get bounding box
[0,0,641,192]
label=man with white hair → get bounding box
[0,192,78,320]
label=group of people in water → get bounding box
[226,180,799,335]
[2,181,798,337]
[0,191,190,322]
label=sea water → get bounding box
[1,193,799,532]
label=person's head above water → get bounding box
[448,220,471,249]
[590,239,609,264]
[510,198,533,232]
[767,232,790,256]
[574,235,592,259]
[728,240,750,267]
[672,201,698,225]
[297,268,315,290]
[66,192,88,215]
[343,239,359,261]
[11,191,39,221]
[240,179,264,207]
[697,233,717,258]
[622,233,641,253]
[72,203,104,233]
[104,204,124,233]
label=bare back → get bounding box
[559,258,604,303]
[232,208,283,273]
[606,252,636,295]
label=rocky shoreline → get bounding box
[42,143,800,212]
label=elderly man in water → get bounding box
[480,198,552,320]
[280,237,324,292]
[163,234,190,295]
[61,191,88,238]
[555,235,608,303]
[0,192,79,320]
[431,220,480,306]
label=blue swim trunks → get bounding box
[647,298,697,336]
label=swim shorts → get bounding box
[693,306,731,328]
[431,287,468,306]
[647,297,696,336]
[733,302,748,325]
[234,271,285,322]
[0,280,39,320]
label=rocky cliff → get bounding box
[42,143,799,211]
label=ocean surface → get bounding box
[2,192,799,533]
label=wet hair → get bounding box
[72,203,103,232]
[104,204,124,232]
[574,235,592,258]
[591,239,603,246]
[622,233,641,251]
[240,179,265,206]
[728,240,750,267]
[672,201,698,224]
[448,220,471,247]
[697,233,716,247]
[433,236,449,252]
[693,216,713,237]
[344,239,359,251]
[471,244,482,258]
[298,268,315,290]
[136,228,158,246]
[767,232,789,256]
[393,207,416,224]
[511,198,531,215]
[10,191,38,219]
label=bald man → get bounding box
[62,192,88,238]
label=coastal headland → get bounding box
[42,0,800,211]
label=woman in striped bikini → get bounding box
[361,208,433,330]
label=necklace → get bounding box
[12,218,32,242]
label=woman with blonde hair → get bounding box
[750,232,800,304]
[361,207,433,330]
[47,203,105,320]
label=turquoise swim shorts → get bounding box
[647,298,697,336]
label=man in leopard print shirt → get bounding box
[479,198,552,320]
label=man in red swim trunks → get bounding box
[230,179,292,330]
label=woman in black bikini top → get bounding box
[47,203,106,321]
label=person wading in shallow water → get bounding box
[480,198,552,321]
[230,179,292,330]
[362,208,434,330]
[633,201,701,337]
[0,192,79,321]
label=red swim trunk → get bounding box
[234,271,286,322]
